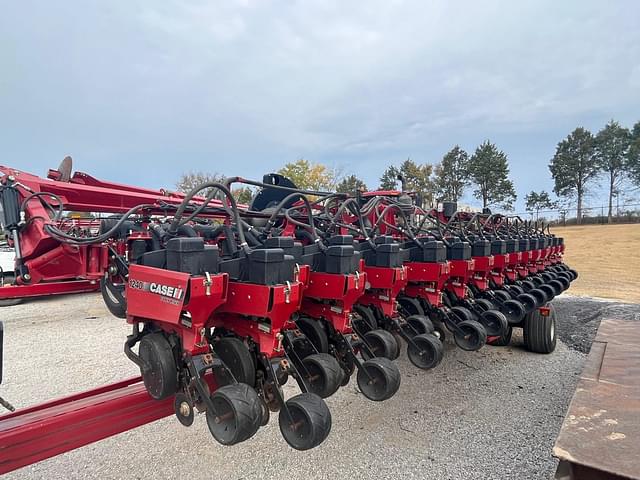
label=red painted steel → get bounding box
[0,377,173,475]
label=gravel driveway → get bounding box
[1,293,638,480]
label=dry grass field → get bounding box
[552,223,640,303]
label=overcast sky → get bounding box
[1,1,639,211]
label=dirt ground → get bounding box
[551,224,640,303]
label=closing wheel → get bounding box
[357,357,401,401]
[538,284,556,301]
[499,299,526,325]
[488,325,513,347]
[517,293,538,313]
[450,306,474,324]
[363,329,399,360]
[548,279,564,297]
[492,290,512,304]
[405,315,435,336]
[279,393,331,450]
[529,288,548,308]
[398,296,425,317]
[568,269,578,280]
[556,276,571,291]
[353,305,378,332]
[206,383,262,445]
[213,337,256,387]
[139,333,178,400]
[523,306,557,354]
[520,280,536,292]
[474,298,494,312]
[407,334,444,370]
[296,316,329,354]
[432,321,447,342]
[540,272,554,283]
[531,276,544,287]
[453,320,487,351]
[479,309,509,336]
[301,353,342,398]
[506,285,525,296]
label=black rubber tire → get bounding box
[100,277,127,319]
[540,272,554,283]
[531,276,544,287]
[357,357,401,401]
[492,290,511,304]
[548,279,564,297]
[432,320,447,342]
[279,393,331,450]
[398,296,425,317]
[296,316,329,354]
[520,280,536,292]
[450,305,474,324]
[479,309,509,336]
[139,333,178,400]
[453,320,487,351]
[213,337,256,387]
[529,288,548,308]
[517,293,538,313]
[539,284,556,301]
[488,325,513,347]
[523,306,557,354]
[207,383,262,445]
[302,353,342,398]
[405,315,435,336]
[353,305,378,332]
[500,299,526,325]
[506,285,525,297]
[568,269,579,281]
[556,276,571,291]
[474,298,494,312]
[407,334,444,370]
[363,329,399,360]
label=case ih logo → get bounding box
[129,279,184,300]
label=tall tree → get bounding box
[467,141,517,210]
[549,127,599,224]
[433,145,470,202]
[628,121,640,188]
[379,166,400,190]
[379,159,434,207]
[176,171,226,194]
[336,174,367,195]
[525,190,558,221]
[277,159,340,191]
[595,120,631,223]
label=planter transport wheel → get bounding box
[523,306,557,354]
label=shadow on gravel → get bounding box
[554,296,640,353]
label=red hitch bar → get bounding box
[0,377,173,475]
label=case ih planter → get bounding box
[0,166,577,474]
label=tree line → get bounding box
[175,119,640,224]
[549,120,640,224]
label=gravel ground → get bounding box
[1,292,634,480]
[553,294,640,353]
